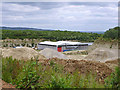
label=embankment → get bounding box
[85,39,119,62]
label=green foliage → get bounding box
[2,30,102,42]
[15,61,40,88]
[2,57,24,84]
[2,27,119,42]
[2,57,115,88]
[103,27,119,40]
[104,66,120,89]
[50,60,55,66]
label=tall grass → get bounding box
[2,57,119,88]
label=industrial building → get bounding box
[37,41,92,52]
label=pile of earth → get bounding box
[39,58,114,83]
[84,47,118,62]
[39,48,69,59]
[105,59,119,71]
[1,47,45,60]
[87,40,118,53]
[0,79,16,89]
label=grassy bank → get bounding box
[2,57,120,89]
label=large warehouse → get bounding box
[37,41,92,52]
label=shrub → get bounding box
[2,57,107,88]
[103,27,119,40]
[2,57,23,84]
[104,66,120,89]
[15,61,40,88]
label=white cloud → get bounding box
[3,15,24,20]
[2,2,118,31]
[3,3,40,12]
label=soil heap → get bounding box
[84,47,118,62]
[1,47,45,60]
[39,48,69,59]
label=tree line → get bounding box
[103,26,119,40]
[2,26,119,42]
[2,30,102,42]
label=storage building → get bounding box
[37,41,92,52]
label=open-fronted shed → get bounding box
[37,41,92,52]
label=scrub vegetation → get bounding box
[2,57,120,89]
[1,26,120,89]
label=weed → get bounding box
[2,57,114,88]
[104,66,120,89]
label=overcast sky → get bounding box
[2,2,118,31]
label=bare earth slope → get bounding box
[39,48,69,59]
[85,40,119,62]
[0,79,16,89]
[39,58,113,83]
[84,47,118,62]
[1,47,45,60]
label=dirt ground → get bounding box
[1,47,119,87]
[84,48,119,62]
[39,58,118,83]
[39,48,68,59]
[105,59,119,71]
[1,47,45,60]
[1,58,118,88]
[67,55,87,60]
[62,50,88,60]
[0,79,16,89]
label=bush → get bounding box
[104,66,120,89]
[15,61,40,88]
[103,27,119,40]
[2,57,23,84]
[2,57,107,88]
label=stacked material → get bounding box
[1,47,45,60]
[39,48,69,59]
[84,47,118,62]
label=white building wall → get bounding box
[37,44,57,50]
[62,45,88,51]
